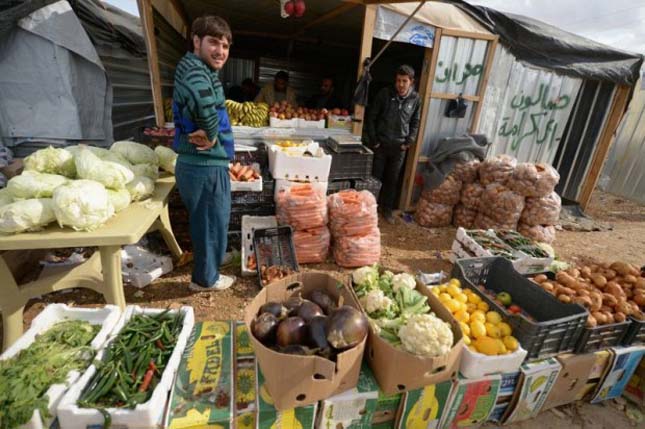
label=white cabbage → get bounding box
[126,176,155,201]
[52,180,114,231]
[0,188,14,207]
[155,146,177,174]
[0,198,56,234]
[130,163,159,180]
[7,171,68,199]
[111,141,159,165]
[24,146,76,177]
[107,188,132,212]
[75,148,134,190]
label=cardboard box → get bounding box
[396,381,453,429]
[372,420,397,429]
[542,353,597,410]
[372,392,403,424]
[257,363,318,429]
[503,358,561,424]
[459,343,527,379]
[487,371,520,423]
[243,272,366,410]
[623,354,645,406]
[360,276,464,395]
[165,321,234,429]
[316,363,380,429]
[574,350,612,401]
[591,345,645,404]
[440,375,501,429]
[235,321,257,362]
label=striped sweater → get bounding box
[173,52,234,166]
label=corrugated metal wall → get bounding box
[478,45,582,164]
[220,58,256,91]
[154,9,185,115]
[600,79,645,203]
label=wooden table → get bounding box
[0,175,182,350]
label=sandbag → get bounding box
[480,183,525,228]
[474,212,518,231]
[518,223,556,244]
[460,182,484,210]
[422,174,462,206]
[451,160,480,184]
[415,197,453,228]
[453,204,477,229]
[509,163,560,197]
[521,192,562,226]
[479,154,517,186]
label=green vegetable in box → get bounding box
[166,321,233,429]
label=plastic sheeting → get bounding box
[374,6,436,48]
[453,1,644,86]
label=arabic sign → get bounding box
[374,6,435,48]
[433,36,489,96]
[435,61,483,85]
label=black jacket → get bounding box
[366,86,421,148]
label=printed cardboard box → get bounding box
[623,353,645,406]
[542,353,597,410]
[235,322,256,362]
[503,358,561,424]
[372,392,403,425]
[397,381,453,429]
[591,345,645,404]
[487,371,520,423]
[574,350,612,402]
[440,375,501,429]
[166,321,234,429]
[316,363,380,429]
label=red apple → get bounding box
[284,0,295,16]
[294,0,305,17]
[341,109,349,116]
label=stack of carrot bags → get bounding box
[276,182,330,263]
[327,189,380,267]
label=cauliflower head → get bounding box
[398,313,454,357]
[392,273,416,293]
[353,265,380,288]
[360,289,393,315]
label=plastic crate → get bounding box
[229,204,275,232]
[241,215,277,277]
[327,180,352,195]
[451,257,588,359]
[228,231,242,251]
[325,143,374,180]
[575,321,631,353]
[352,177,382,199]
[622,318,645,345]
[253,226,299,287]
[232,176,275,206]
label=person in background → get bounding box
[172,15,235,291]
[255,70,297,106]
[228,77,258,102]
[307,75,343,110]
[366,65,421,224]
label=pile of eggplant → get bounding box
[251,289,368,360]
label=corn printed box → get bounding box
[503,358,560,424]
[397,380,453,429]
[236,321,256,361]
[256,362,317,429]
[166,321,234,429]
[440,375,501,429]
[316,363,380,429]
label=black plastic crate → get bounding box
[575,321,631,352]
[253,226,299,287]
[325,143,373,180]
[229,204,275,232]
[352,177,382,199]
[234,144,269,169]
[232,177,275,206]
[451,257,588,359]
[622,318,645,345]
[327,180,352,195]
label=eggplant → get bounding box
[326,306,369,350]
[252,313,279,345]
[297,301,324,323]
[284,295,305,316]
[259,301,288,319]
[308,289,336,315]
[276,316,308,347]
[308,315,330,350]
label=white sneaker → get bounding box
[189,274,235,292]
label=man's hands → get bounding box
[189,129,216,151]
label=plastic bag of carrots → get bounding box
[293,226,330,264]
[276,182,328,230]
[327,190,378,237]
[334,227,381,267]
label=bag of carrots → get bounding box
[333,227,381,268]
[276,182,328,230]
[293,226,330,264]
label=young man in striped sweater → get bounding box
[173,15,235,291]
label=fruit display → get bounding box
[250,289,368,360]
[530,262,645,327]
[495,229,551,258]
[229,162,261,182]
[225,100,270,127]
[269,101,328,121]
[432,279,520,356]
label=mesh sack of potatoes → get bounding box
[421,174,462,206]
[508,163,560,197]
[451,160,480,184]
[453,204,477,229]
[520,192,562,226]
[480,183,525,227]
[474,212,518,230]
[415,197,453,228]
[518,223,556,244]
[479,154,517,185]
[460,182,484,210]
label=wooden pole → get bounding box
[138,0,165,127]
[578,85,631,210]
[352,4,377,136]
[292,3,359,38]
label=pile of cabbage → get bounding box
[0,142,177,234]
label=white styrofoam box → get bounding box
[230,162,263,192]
[273,179,328,202]
[0,304,121,429]
[121,245,173,288]
[269,117,298,128]
[450,240,475,263]
[268,142,332,182]
[460,344,528,379]
[57,305,195,429]
[241,215,277,277]
[297,118,326,129]
[327,115,353,131]
[512,254,554,275]
[455,227,502,258]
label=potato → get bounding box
[577,289,590,297]
[601,262,612,269]
[634,293,645,307]
[592,311,607,324]
[606,282,626,299]
[558,294,572,304]
[614,312,627,323]
[541,282,555,293]
[580,266,592,278]
[591,274,607,288]
[589,292,603,312]
[567,268,581,278]
[628,265,640,277]
[534,274,548,284]
[624,275,638,284]
[602,293,618,307]
[600,305,613,313]
[636,278,645,290]
[616,301,633,316]
[604,312,615,324]
[586,315,598,327]
[556,272,576,287]
[603,269,617,280]
[610,262,631,276]
[573,296,592,308]
[561,287,576,296]
[633,311,645,321]
[625,289,634,299]
[629,301,640,313]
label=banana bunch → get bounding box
[225,100,269,127]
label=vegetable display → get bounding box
[352,266,454,357]
[0,320,99,429]
[78,311,184,411]
[229,162,261,182]
[530,262,645,327]
[250,290,368,359]
[495,230,550,258]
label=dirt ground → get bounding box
[4,188,645,428]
